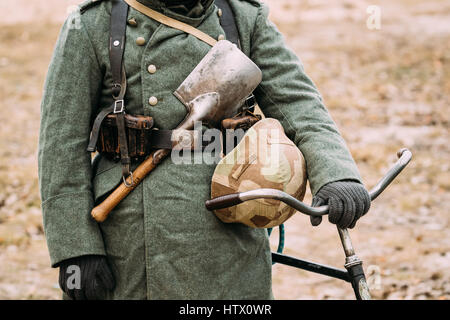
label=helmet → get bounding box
[211,118,307,228]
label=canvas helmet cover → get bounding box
[211,118,307,228]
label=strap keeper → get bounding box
[114,99,125,114]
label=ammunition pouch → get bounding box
[96,114,154,161]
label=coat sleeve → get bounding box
[38,15,106,267]
[250,4,362,195]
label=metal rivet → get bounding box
[217,9,223,17]
[149,96,158,106]
[136,37,146,46]
[113,40,120,47]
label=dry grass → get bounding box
[0,0,448,299]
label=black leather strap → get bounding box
[150,130,211,150]
[150,130,174,150]
[116,112,131,177]
[87,0,132,179]
[110,0,129,97]
[110,0,132,178]
[215,0,240,48]
[87,104,115,152]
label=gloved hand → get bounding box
[310,181,371,229]
[58,255,115,300]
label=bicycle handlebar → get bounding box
[205,148,412,216]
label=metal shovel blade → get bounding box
[174,40,263,130]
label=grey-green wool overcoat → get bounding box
[38,0,362,299]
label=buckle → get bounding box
[114,99,125,114]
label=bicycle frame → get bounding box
[206,149,412,300]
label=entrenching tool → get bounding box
[91,40,262,222]
[206,148,413,300]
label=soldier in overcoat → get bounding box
[39,0,370,299]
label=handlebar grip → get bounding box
[205,194,243,211]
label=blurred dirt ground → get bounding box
[0,0,449,300]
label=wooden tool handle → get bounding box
[91,149,170,222]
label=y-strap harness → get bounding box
[87,0,131,185]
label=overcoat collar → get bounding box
[137,0,215,21]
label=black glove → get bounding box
[58,255,115,300]
[310,181,371,229]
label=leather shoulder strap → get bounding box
[215,0,241,48]
[88,0,129,153]
[110,0,129,98]
[123,0,240,49]
[110,0,132,179]
[124,0,217,46]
